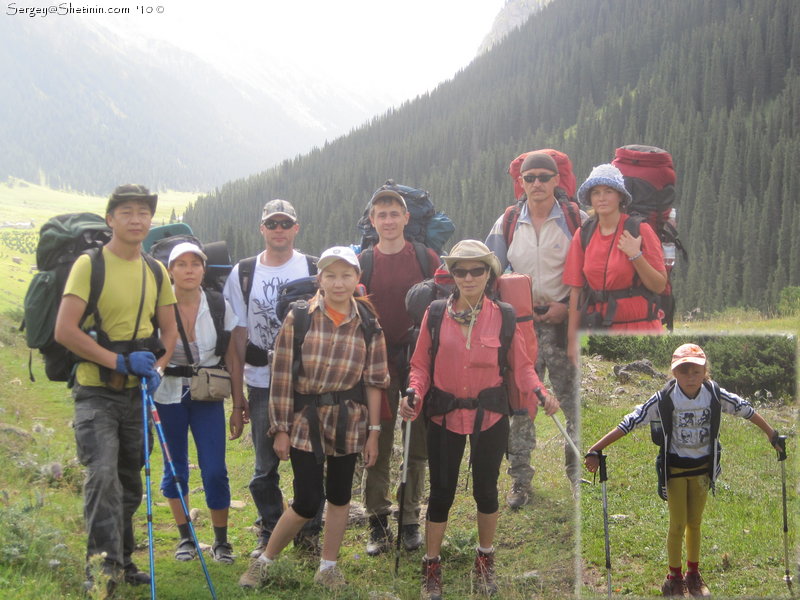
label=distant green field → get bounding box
[0,177,201,227]
[0,179,204,317]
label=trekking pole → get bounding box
[775,435,794,598]
[140,381,156,600]
[142,380,218,600]
[534,387,581,459]
[395,388,416,575]
[598,450,612,599]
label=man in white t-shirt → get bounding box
[224,199,320,557]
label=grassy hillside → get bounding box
[0,178,199,227]
[0,313,576,599]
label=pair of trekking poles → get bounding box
[393,387,581,574]
[590,437,794,599]
[140,379,218,600]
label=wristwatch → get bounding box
[155,366,164,377]
[368,425,381,432]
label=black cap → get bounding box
[107,184,157,215]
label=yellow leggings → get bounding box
[666,466,710,568]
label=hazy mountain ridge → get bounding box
[0,16,387,194]
[477,0,551,55]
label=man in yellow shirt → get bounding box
[55,184,177,595]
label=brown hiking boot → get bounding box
[506,482,530,509]
[238,557,272,588]
[661,575,689,597]
[473,549,498,595]
[421,556,443,600]
[685,571,710,597]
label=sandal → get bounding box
[212,541,235,564]
[174,538,197,562]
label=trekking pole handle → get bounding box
[774,433,787,462]
[598,449,608,483]
[403,388,416,410]
[534,386,546,405]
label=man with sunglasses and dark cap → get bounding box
[485,152,587,507]
[55,183,177,594]
[223,199,322,557]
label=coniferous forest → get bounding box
[184,0,800,315]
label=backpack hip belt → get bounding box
[580,284,660,327]
[294,385,366,463]
[426,385,509,490]
[425,385,508,420]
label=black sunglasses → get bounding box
[451,266,489,279]
[263,219,295,230]
[522,173,556,183]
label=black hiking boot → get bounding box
[473,549,498,595]
[366,514,393,556]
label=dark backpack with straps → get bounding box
[358,240,436,292]
[22,213,164,382]
[650,379,722,501]
[576,214,661,330]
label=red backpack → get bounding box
[503,149,581,248]
[611,144,686,330]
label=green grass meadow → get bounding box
[580,352,798,599]
[0,311,576,599]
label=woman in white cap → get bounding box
[153,242,240,564]
[584,343,783,597]
[239,246,388,590]
[563,164,667,356]
[399,239,559,599]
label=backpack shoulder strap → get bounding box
[142,253,164,293]
[85,247,105,327]
[204,289,230,359]
[358,248,375,291]
[238,256,258,308]
[623,214,644,238]
[501,201,524,248]
[411,241,435,279]
[305,254,318,275]
[355,300,379,347]
[704,380,722,438]
[559,199,582,235]
[658,379,677,440]
[495,300,516,377]
[290,300,311,377]
[579,215,599,249]
[426,299,447,377]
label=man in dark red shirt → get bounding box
[359,189,439,555]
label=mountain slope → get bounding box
[0,17,385,194]
[186,0,799,314]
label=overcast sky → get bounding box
[89,0,507,106]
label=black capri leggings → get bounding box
[289,447,358,519]
[426,415,509,523]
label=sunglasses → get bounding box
[451,266,489,279]
[263,219,295,230]
[522,173,556,183]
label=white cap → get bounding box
[168,242,207,267]
[317,246,360,272]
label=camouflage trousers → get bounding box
[72,385,145,570]
[506,321,580,487]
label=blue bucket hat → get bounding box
[577,164,632,207]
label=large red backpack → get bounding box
[611,144,686,330]
[503,149,581,248]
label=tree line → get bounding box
[184,0,800,315]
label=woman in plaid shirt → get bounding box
[239,246,389,590]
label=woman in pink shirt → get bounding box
[400,240,560,600]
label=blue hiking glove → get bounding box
[145,372,161,393]
[115,351,156,377]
